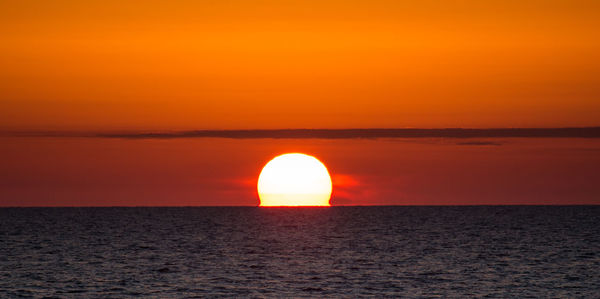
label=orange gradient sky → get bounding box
[1,0,599,130]
[1,1,600,207]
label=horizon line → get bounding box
[2,127,600,139]
[1,204,599,208]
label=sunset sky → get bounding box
[1,1,599,206]
[1,0,599,130]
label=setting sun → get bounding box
[257,153,332,207]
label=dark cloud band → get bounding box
[4,127,600,139]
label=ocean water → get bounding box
[1,206,598,298]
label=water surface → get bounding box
[1,206,598,297]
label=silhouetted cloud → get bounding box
[3,127,600,139]
[456,141,503,146]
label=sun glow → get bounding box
[257,153,332,207]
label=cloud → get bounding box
[4,127,600,139]
[456,141,503,146]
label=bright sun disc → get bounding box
[258,153,332,207]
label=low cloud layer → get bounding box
[5,127,600,139]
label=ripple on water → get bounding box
[0,206,598,297]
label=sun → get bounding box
[257,153,332,207]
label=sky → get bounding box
[2,137,599,206]
[1,0,599,130]
[1,1,599,206]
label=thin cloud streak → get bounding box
[3,127,600,139]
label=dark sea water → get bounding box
[1,206,598,298]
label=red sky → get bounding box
[1,137,599,206]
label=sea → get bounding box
[1,206,598,298]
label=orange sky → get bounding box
[1,0,599,130]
